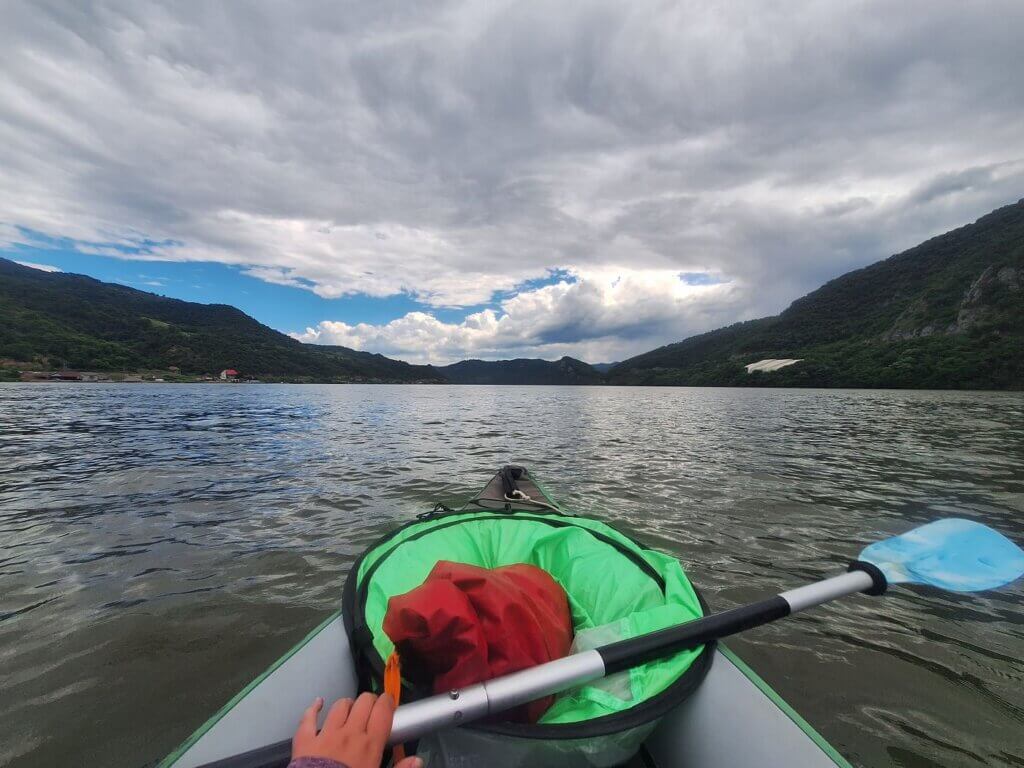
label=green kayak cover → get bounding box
[343,467,712,730]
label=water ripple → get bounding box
[1,383,1022,767]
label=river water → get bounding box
[1,384,1022,767]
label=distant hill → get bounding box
[0,259,443,383]
[306,344,446,383]
[609,199,1024,390]
[5,198,1022,389]
[436,356,604,384]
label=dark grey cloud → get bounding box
[1,0,1022,360]
[909,164,1006,207]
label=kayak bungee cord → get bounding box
[387,518,1024,744]
[502,489,561,512]
[498,464,562,512]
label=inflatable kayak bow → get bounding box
[158,467,1024,768]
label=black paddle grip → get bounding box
[848,560,888,595]
[598,596,791,675]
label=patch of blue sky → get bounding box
[483,268,573,309]
[679,271,726,286]
[492,268,576,301]
[2,231,425,333]
[8,226,183,256]
[428,305,485,324]
[419,268,573,325]
[522,268,577,288]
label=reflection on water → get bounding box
[1,384,1022,767]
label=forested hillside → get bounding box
[4,199,1022,389]
[436,356,604,384]
[609,199,1024,389]
[0,259,443,382]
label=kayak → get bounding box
[159,468,852,768]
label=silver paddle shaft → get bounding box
[779,569,874,612]
[389,568,876,744]
[389,650,605,744]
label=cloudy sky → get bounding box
[2,1,1023,364]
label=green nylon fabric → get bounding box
[357,511,705,724]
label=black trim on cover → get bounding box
[637,743,660,768]
[357,514,667,609]
[342,508,490,694]
[341,503,716,742]
[848,560,888,595]
[345,512,670,700]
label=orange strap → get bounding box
[384,652,406,763]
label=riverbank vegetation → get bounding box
[2,200,1022,389]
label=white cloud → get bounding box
[14,260,62,273]
[292,267,741,363]
[1,1,1023,357]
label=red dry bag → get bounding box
[383,560,573,723]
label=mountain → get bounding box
[610,199,1024,390]
[5,198,1022,389]
[436,356,604,384]
[305,344,446,383]
[0,259,443,383]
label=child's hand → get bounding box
[292,693,422,768]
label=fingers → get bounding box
[292,697,323,757]
[395,757,423,768]
[344,691,378,731]
[296,697,323,736]
[365,693,396,748]
[323,696,354,731]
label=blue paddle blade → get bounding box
[860,518,1024,592]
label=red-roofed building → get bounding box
[219,368,239,380]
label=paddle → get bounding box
[194,518,1023,767]
[387,518,1024,744]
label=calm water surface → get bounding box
[1,384,1022,768]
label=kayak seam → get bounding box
[157,610,341,768]
[718,643,854,768]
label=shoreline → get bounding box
[2,378,1022,393]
